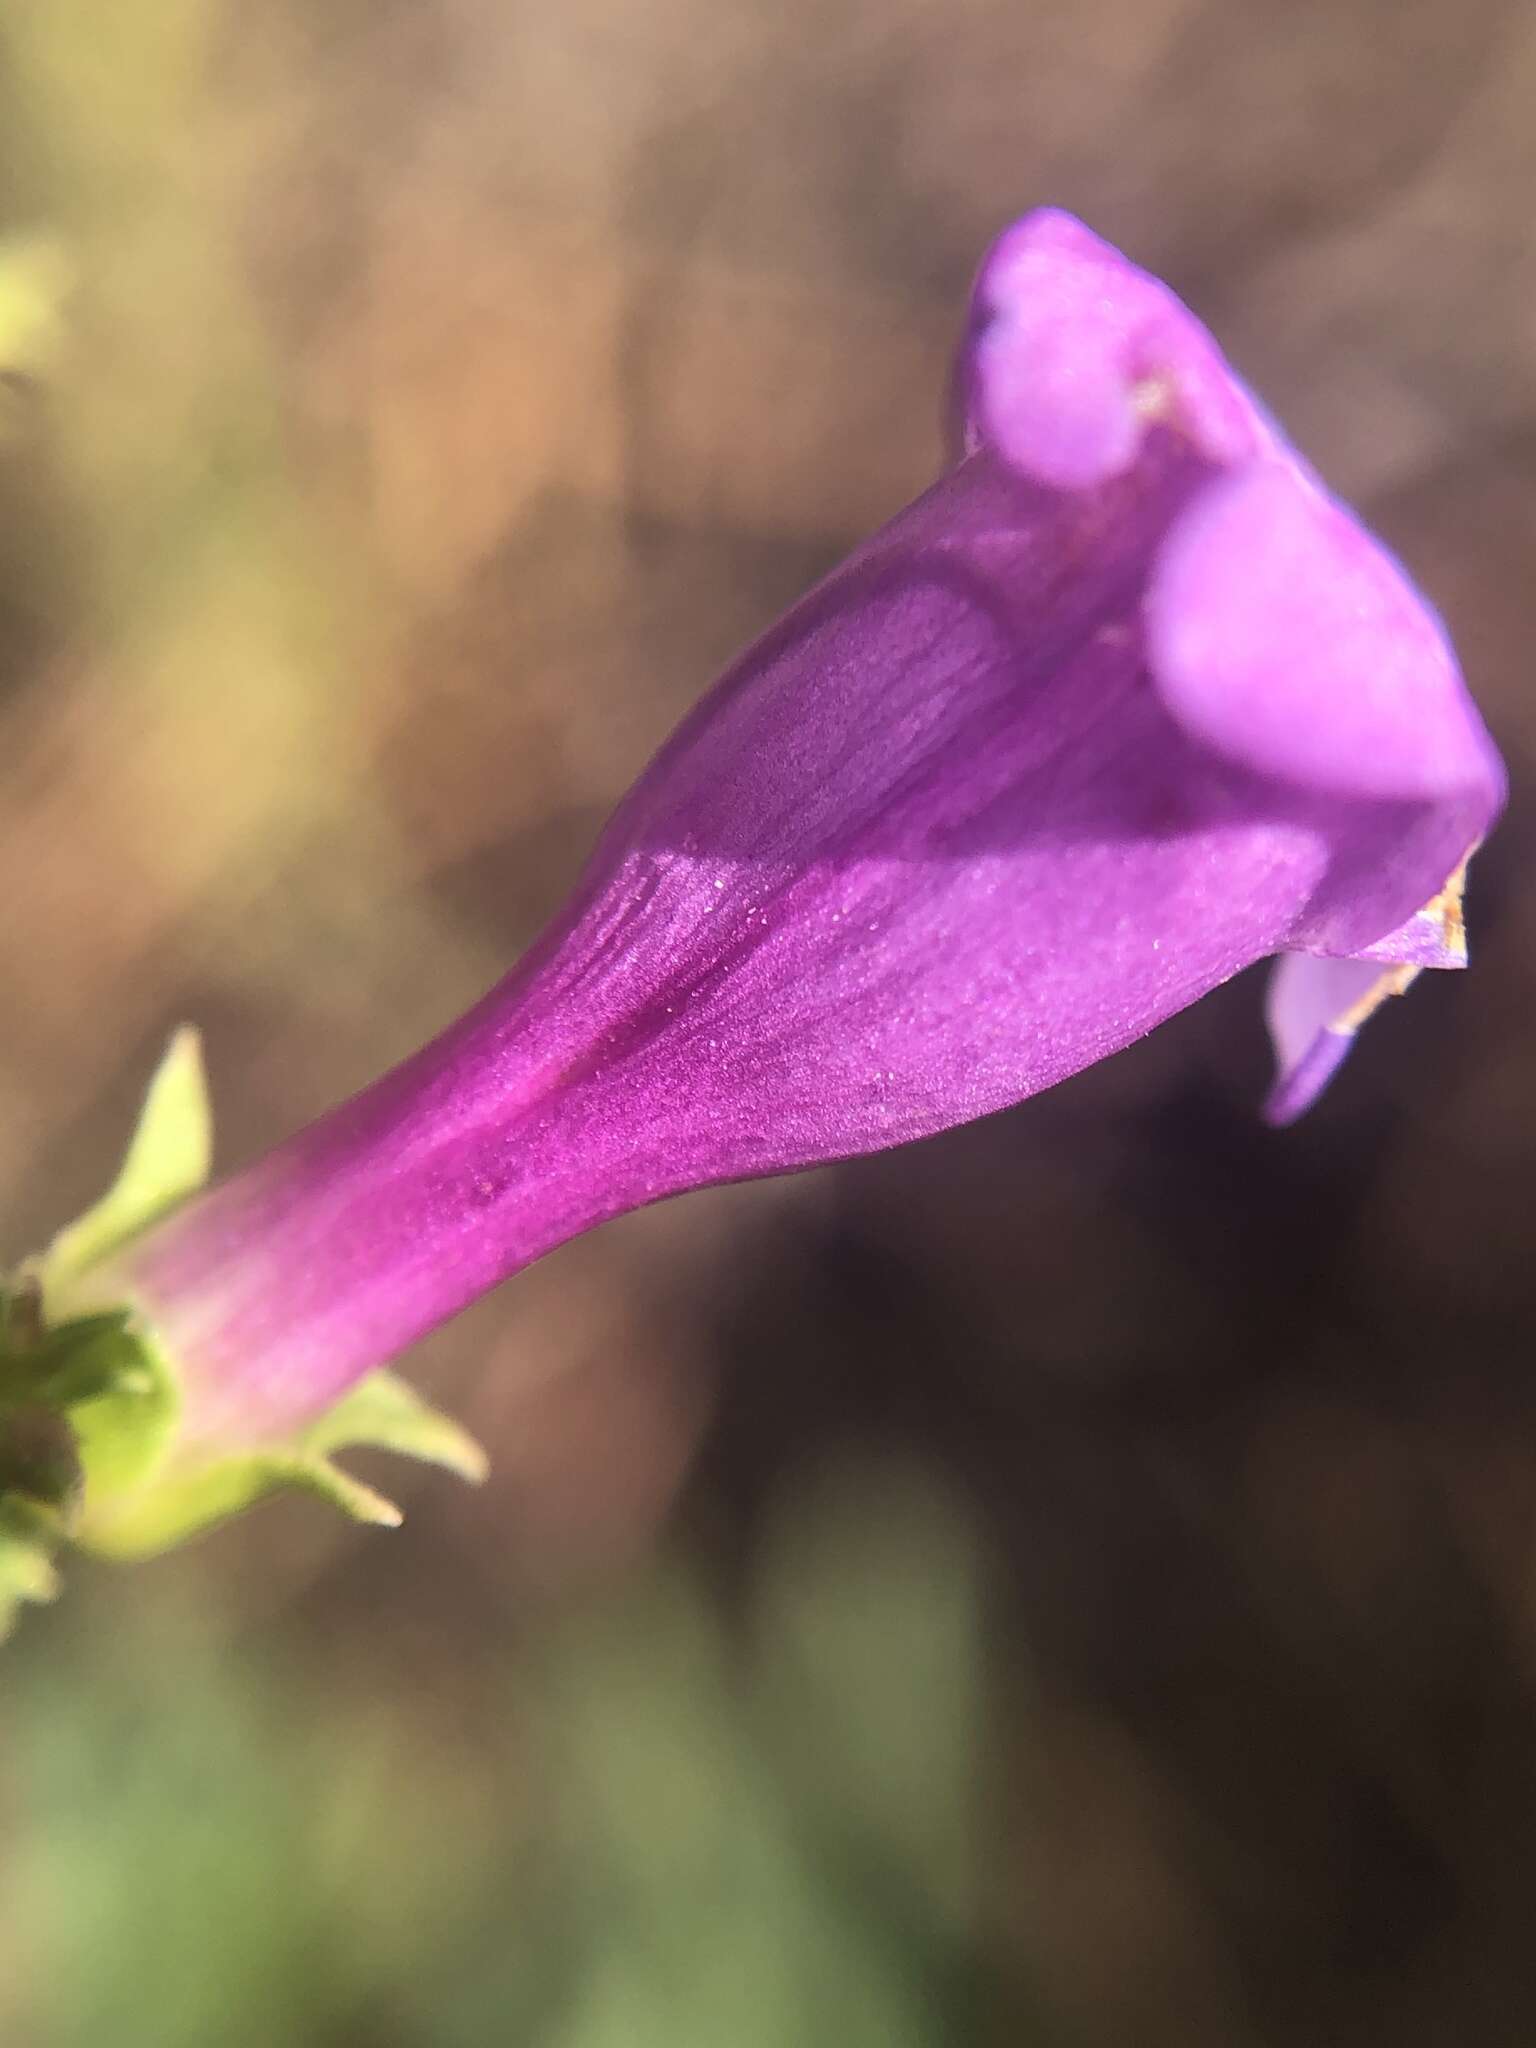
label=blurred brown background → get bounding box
[3,1,1536,2043]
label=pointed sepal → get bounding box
[44,1027,213,1303]
[75,1364,488,1561]
[303,1368,489,1484]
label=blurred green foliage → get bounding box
[1,1464,998,2048]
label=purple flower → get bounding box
[98,210,1504,1448]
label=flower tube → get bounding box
[15,210,1504,1573]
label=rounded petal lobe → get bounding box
[958,209,1272,486]
[1145,460,1501,803]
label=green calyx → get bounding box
[1,1031,487,1639]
